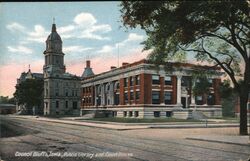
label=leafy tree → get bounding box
[14,79,44,114]
[120,1,249,135]
[220,79,238,117]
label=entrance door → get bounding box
[181,97,186,108]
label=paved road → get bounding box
[0,116,249,161]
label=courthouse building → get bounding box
[81,59,223,119]
[43,23,81,116]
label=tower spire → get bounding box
[52,17,56,32]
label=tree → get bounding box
[14,79,44,115]
[192,77,210,105]
[219,79,238,117]
[120,1,250,135]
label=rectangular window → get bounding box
[134,111,139,117]
[152,91,160,104]
[136,91,140,100]
[165,92,172,104]
[135,75,140,85]
[123,111,127,117]
[130,92,134,100]
[130,77,134,86]
[196,96,203,105]
[55,89,59,96]
[152,75,160,84]
[154,111,160,117]
[165,76,172,85]
[56,101,59,108]
[129,111,133,117]
[124,78,128,87]
[207,94,215,105]
[166,111,172,117]
[73,101,77,109]
[65,101,68,108]
[65,89,68,96]
[125,93,128,102]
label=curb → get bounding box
[186,137,250,147]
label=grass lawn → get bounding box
[85,117,202,123]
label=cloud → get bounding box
[116,33,144,47]
[27,25,49,43]
[7,45,33,54]
[74,12,97,26]
[97,45,114,54]
[96,33,145,55]
[63,45,93,53]
[6,22,26,33]
[58,25,75,34]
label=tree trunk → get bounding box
[239,88,248,135]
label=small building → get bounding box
[0,104,16,114]
[80,59,223,119]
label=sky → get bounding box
[0,2,151,97]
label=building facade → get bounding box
[15,68,44,114]
[43,23,81,116]
[81,59,223,119]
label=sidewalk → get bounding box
[186,135,250,146]
[7,115,245,130]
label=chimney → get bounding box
[86,60,90,68]
[111,66,116,70]
[122,62,129,66]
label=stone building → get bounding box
[81,59,223,119]
[43,23,81,116]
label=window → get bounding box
[123,111,127,117]
[154,111,160,117]
[65,89,68,96]
[129,111,133,117]
[152,75,160,84]
[196,96,203,105]
[130,77,134,86]
[135,75,140,85]
[65,101,68,108]
[166,111,172,117]
[125,92,128,102]
[56,101,59,108]
[165,76,172,85]
[55,89,59,96]
[165,92,172,104]
[135,111,139,117]
[152,91,160,104]
[124,78,128,87]
[136,91,140,100]
[73,101,77,109]
[130,92,134,100]
[207,94,215,105]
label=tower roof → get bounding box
[81,60,94,78]
[46,23,62,42]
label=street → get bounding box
[0,115,249,161]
